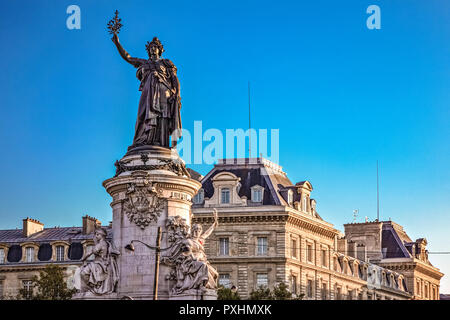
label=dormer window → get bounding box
[221,188,230,204]
[303,195,308,213]
[25,247,34,263]
[0,248,5,264]
[287,190,294,206]
[204,172,247,207]
[251,185,264,203]
[193,189,204,204]
[56,245,65,261]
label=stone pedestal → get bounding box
[103,146,201,300]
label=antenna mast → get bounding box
[377,160,380,221]
[248,81,251,157]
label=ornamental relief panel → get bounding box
[122,182,166,229]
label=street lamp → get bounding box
[125,227,162,300]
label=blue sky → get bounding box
[0,1,449,291]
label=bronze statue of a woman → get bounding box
[108,11,182,150]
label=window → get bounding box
[257,237,268,256]
[348,289,354,300]
[291,239,297,258]
[22,280,33,299]
[193,189,204,204]
[219,274,231,288]
[219,238,229,256]
[287,190,293,206]
[290,275,297,294]
[321,283,327,299]
[336,286,342,300]
[56,245,65,261]
[221,188,230,204]
[25,247,34,263]
[333,257,338,271]
[0,248,5,264]
[256,274,268,288]
[307,280,313,298]
[252,188,262,202]
[303,196,308,212]
[322,249,327,267]
[306,244,313,262]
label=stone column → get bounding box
[103,147,201,300]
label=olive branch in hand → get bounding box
[107,10,123,35]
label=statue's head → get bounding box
[94,227,107,243]
[146,37,164,58]
[191,224,202,238]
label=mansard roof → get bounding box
[381,221,435,267]
[0,226,112,244]
[199,158,292,206]
[196,158,322,220]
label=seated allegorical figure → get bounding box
[73,227,120,295]
[163,210,219,295]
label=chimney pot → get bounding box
[82,215,101,234]
[23,218,44,237]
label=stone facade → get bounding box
[344,221,443,300]
[191,158,437,300]
[0,216,98,299]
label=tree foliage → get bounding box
[272,282,293,300]
[18,264,76,300]
[249,285,274,300]
[217,286,241,300]
[250,283,298,300]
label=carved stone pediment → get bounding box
[123,182,166,229]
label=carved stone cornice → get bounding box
[103,171,201,198]
[114,158,190,177]
[192,213,289,225]
[286,214,338,239]
[0,262,80,273]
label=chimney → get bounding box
[23,218,44,237]
[357,244,367,262]
[348,241,357,258]
[82,215,101,235]
[337,238,348,255]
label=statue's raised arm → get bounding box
[107,10,145,68]
[112,33,146,68]
[200,209,218,241]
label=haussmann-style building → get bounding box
[191,157,443,300]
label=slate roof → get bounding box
[199,158,293,206]
[0,226,112,244]
[196,158,323,220]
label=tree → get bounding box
[249,285,273,300]
[217,286,241,300]
[18,264,76,300]
[272,282,292,300]
[249,283,297,300]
